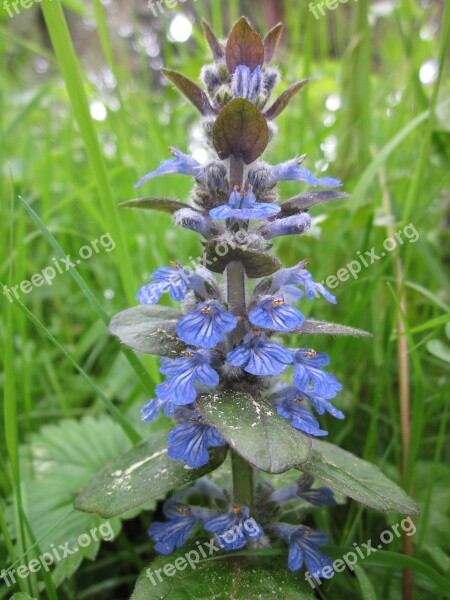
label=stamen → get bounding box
[181,351,194,359]
[201,307,211,314]
[304,350,317,358]
[178,506,190,516]
[231,503,241,513]
[169,260,180,269]
[273,298,284,306]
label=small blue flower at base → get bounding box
[303,390,345,420]
[233,65,263,102]
[292,348,343,399]
[268,155,342,188]
[248,296,304,332]
[271,261,337,304]
[270,523,333,576]
[148,500,211,555]
[136,261,191,304]
[262,213,312,239]
[156,349,219,405]
[204,504,264,550]
[268,473,336,507]
[209,186,281,220]
[226,332,293,376]
[270,385,328,436]
[176,300,238,349]
[167,409,227,468]
[141,397,175,422]
[135,147,202,188]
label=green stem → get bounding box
[226,156,256,511]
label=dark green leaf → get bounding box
[304,440,420,515]
[131,547,315,600]
[202,240,282,278]
[75,431,227,518]
[197,391,311,473]
[202,19,224,61]
[225,17,265,74]
[264,79,311,120]
[280,191,349,216]
[162,68,215,116]
[119,197,190,215]
[109,305,185,357]
[263,22,283,64]
[295,320,372,337]
[213,98,269,164]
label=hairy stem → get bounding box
[226,156,256,511]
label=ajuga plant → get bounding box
[77,17,419,595]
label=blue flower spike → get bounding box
[176,300,238,349]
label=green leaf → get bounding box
[109,305,185,358]
[225,17,265,74]
[119,197,189,215]
[131,548,315,600]
[202,19,224,61]
[263,23,283,64]
[202,240,282,278]
[162,69,215,115]
[304,440,420,515]
[197,392,311,473]
[264,80,311,120]
[75,431,227,518]
[213,98,269,164]
[426,339,450,363]
[280,191,349,216]
[10,595,37,600]
[295,320,372,337]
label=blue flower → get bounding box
[268,474,336,507]
[135,147,202,188]
[156,349,219,404]
[148,500,210,555]
[233,65,262,102]
[248,296,304,331]
[271,523,333,575]
[204,504,264,550]
[209,186,281,220]
[270,385,328,436]
[141,397,175,422]
[292,348,342,399]
[271,261,337,304]
[226,332,293,376]
[303,390,345,420]
[136,261,191,304]
[262,213,312,239]
[269,156,342,188]
[176,300,238,349]
[167,408,227,468]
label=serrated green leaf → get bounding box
[280,191,349,216]
[213,98,269,164]
[119,197,189,215]
[225,17,264,74]
[109,305,185,358]
[75,431,227,518]
[263,23,283,64]
[131,547,315,600]
[264,80,311,120]
[304,440,420,515]
[162,69,215,115]
[202,240,282,278]
[197,391,311,473]
[295,320,372,337]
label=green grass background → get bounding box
[0,0,449,598]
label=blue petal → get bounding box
[227,334,293,376]
[148,518,195,555]
[263,213,312,239]
[305,392,345,420]
[287,540,305,572]
[136,281,167,305]
[176,301,237,349]
[204,512,238,533]
[270,157,342,188]
[156,374,198,404]
[167,421,212,468]
[276,401,328,436]
[135,148,201,188]
[141,397,170,422]
[249,296,304,331]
